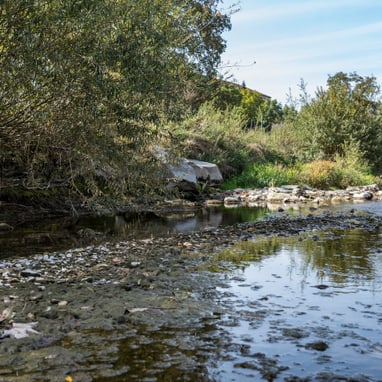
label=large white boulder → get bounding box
[153,146,223,192]
[186,159,223,184]
[166,159,197,185]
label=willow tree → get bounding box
[0,0,231,200]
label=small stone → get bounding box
[353,191,373,200]
[29,293,43,301]
[20,269,41,278]
[313,284,329,289]
[305,341,329,351]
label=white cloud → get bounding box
[229,0,381,24]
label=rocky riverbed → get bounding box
[1,208,382,381]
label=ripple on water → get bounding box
[213,231,382,381]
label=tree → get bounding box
[239,88,283,130]
[255,98,283,131]
[0,0,232,198]
[295,72,382,168]
[239,88,264,127]
[211,81,242,110]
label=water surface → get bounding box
[212,231,382,380]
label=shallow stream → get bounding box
[0,201,382,381]
[212,231,382,381]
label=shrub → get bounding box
[298,143,378,189]
[292,72,382,168]
[168,102,274,177]
[221,163,299,189]
[300,160,338,189]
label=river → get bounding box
[0,201,381,381]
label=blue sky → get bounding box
[219,0,382,104]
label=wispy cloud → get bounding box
[231,0,381,24]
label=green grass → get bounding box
[221,163,300,189]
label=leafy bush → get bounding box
[0,0,232,200]
[332,143,377,188]
[292,72,382,168]
[299,160,338,189]
[250,123,306,163]
[169,102,272,177]
[297,142,377,189]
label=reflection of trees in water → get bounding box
[297,228,378,285]
[216,237,283,263]
[219,229,380,287]
[218,206,269,226]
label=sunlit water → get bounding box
[212,231,382,381]
[92,228,382,381]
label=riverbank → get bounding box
[1,184,381,230]
[0,209,382,381]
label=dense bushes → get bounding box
[166,102,282,178]
[291,73,382,169]
[0,0,232,203]
[169,72,382,190]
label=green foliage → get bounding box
[2,6,380,211]
[299,152,377,189]
[254,99,283,130]
[300,160,339,189]
[238,88,283,130]
[211,82,242,109]
[170,102,252,176]
[221,154,377,190]
[239,88,264,124]
[209,82,283,130]
[0,0,232,200]
[332,142,377,188]
[294,72,382,168]
[173,79,381,191]
[221,163,299,189]
[166,102,281,179]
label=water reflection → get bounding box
[3,199,382,258]
[0,206,268,258]
[84,206,269,237]
[95,325,220,382]
[82,228,382,381]
[212,229,382,381]
[220,228,381,286]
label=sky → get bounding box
[219,0,382,104]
